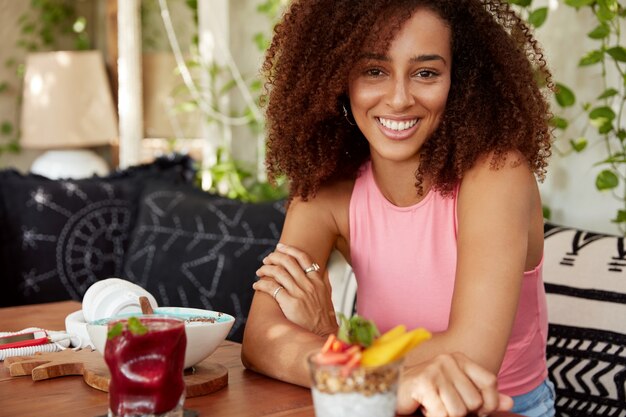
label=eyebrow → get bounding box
[359,52,448,65]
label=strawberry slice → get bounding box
[340,350,362,378]
[314,351,351,365]
[321,334,337,354]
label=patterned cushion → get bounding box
[543,222,626,417]
[0,155,195,307]
[122,182,286,343]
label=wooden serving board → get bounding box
[4,349,228,397]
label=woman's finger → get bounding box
[455,354,502,414]
[256,264,303,295]
[252,278,291,303]
[263,251,314,290]
[404,379,447,417]
[420,356,472,417]
[276,243,323,279]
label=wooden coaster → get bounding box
[4,349,228,398]
[95,410,198,417]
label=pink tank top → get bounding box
[349,161,548,396]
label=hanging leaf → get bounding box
[597,88,619,99]
[596,170,619,190]
[555,83,576,107]
[6,140,19,153]
[550,116,569,130]
[253,33,270,52]
[507,0,532,6]
[598,121,614,134]
[589,106,616,121]
[588,24,611,39]
[528,8,548,28]
[569,137,588,152]
[542,205,552,220]
[607,46,626,62]
[565,0,595,7]
[174,101,198,113]
[1,121,13,135]
[579,50,604,66]
[595,152,626,165]
[612,210,626,224]
[589,106,615,134]
[596,0,617,21]
[0,82,7,93]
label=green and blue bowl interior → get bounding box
[86,306,235,369]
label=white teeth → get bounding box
[378,117,418,131]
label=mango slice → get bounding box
[361,327,431,367]
[374,324,406,345]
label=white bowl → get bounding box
[85,307,235,369]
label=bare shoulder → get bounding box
[288,179,354,219]
[458,149,542,236]
[283,179,354,259]
[461,149,538,193]
[458,149,544,269]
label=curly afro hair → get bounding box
[263,0,552,199]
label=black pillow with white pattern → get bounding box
[0,155,195,307]
[122,181,286,343]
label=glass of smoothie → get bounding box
[307,315,431,417]
[104,315,187,417]
[308,354,403,417]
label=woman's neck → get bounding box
[370,158,430,207]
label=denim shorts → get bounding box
[510,379,556,417]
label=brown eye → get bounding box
[416,70,437,78]
[365,68,384,77]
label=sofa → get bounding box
[1,155,624,416]
[0,154,286,343]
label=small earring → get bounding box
[342,103,356,126]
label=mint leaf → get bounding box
[128,317,148,336]
[335,313,379,348]
[107,323,123,340]
[336,313,351,344]
[349,315,379,348]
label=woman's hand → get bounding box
[397,352,513,417]
[252,243,338,337]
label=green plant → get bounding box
[0,0,91,157]
[160,0,288,202]
[196,147,287,202]
[508,0,626,233]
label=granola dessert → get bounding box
[308,314,431,417]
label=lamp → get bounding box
[20,51,118,179]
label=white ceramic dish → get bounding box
[82,278,158,323]
[64,310,95,348]
[85,307,235,369]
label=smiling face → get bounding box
[348,7,452,167]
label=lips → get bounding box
[376,117,420,140]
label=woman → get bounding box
[242,1,554,416]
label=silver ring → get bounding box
[272,286,284,299]
[304,262,320,274]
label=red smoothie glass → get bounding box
[104,316,187,417]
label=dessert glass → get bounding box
[307,354,403,417]
[104,316,187,417]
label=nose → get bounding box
[387,78,415,110]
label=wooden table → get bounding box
[0,301,521,417]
